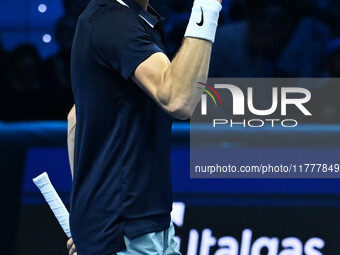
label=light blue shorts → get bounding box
[114,222,181,255]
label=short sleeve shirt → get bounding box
[70,0,173,254]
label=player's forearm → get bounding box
[157,0,221,120]
[159,37,212,120]
[67,105,76,179]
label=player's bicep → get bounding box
[132,52,172,106]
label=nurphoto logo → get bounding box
[197,81,312,128]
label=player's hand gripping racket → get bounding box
[33,172,71,238]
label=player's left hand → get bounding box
[67,238,77,255]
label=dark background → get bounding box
[0,0,340,122]
[1,0,340,254]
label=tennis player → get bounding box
[67,0,222,254]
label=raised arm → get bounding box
[132,38,212,120]
[133,0,222,120]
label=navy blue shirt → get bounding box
[70,0,173,254]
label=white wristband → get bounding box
[184,0,222,43]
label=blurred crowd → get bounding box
[0,0,85,121]
[0,0,339,123]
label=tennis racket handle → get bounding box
[33,172,71,238]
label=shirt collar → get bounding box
[116,0,163,28]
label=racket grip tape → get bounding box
[33,172,71,238]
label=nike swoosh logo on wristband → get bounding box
[196,7,204,26]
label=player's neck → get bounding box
[135,0,148,10]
